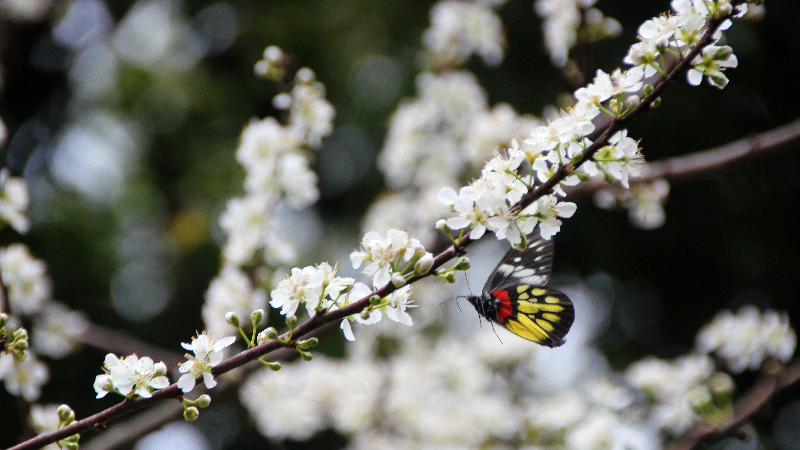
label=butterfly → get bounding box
[466,229,574,347]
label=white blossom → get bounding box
[0,244,52,316]
[32,302,90,359]
[0,168,30,234]
[0,352,50,401]
[93,353,169,399]
[423,0,506,67]
[385,285,415,326]
[350,229,424,289]
[177,332,236,393]
[203,265,268,335]
[696,306,797,373]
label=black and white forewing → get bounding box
[482,230,554,295]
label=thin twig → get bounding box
[568,117,800,198]
[665,356,800,450]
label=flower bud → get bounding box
[626,95,640,109]
[57,404,75,423]
[184,406,200,421]
[298,337,319,349]
[435,219,448,232]
[440,271,457,283]
[391,272,407,288]
[708,372,735,407]
[196,394,211,408]
[251,309,265,327]
[265,361,282,371]
[415,252,435,275]
[687,386,713,415]
[0,313,7,328]
[286,315,298,330]
[453,257,471,271]
[369,295,382,305]
[225,312,240,328]
[642,84,654,96]
[299,350,313,361]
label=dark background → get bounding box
[2,0,799,448]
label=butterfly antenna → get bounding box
[490,322,503,344]
[464,272,474,295]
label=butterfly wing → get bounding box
[480,228,574,347]
[492,285,574,347]
[481,229,554,296]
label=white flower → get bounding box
[287,79,335,148]
[0,168,30,234]
[93,353,169,399]
[687,45,738,88]
[385,286,415,326]
[638,14,680,51]
[438,186,492,240]
[337,282,374,341]
[0,351,50,401]
[270,265,325,317]
[0,244,52,316]
[236,117,304,170]
[350,229,423,288]
[32,302,90,359]
[29,404,62,442]
[536,195,577,240]
[422,0,506,67]
[203,265,268,335]
[318,262,354,305]
[177,332,236,393]
[605,129,644,188]
[696,306,797,373]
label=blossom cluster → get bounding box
[696,306,797,373]
[535,0,622,68]
[242,265,797,449]
[217,46,334,267]
[0,168,31,234]
[270,229,426,341]
[369,71,540,245]
[93,353,170,399]
[626,0,743,88]
[439,0,744,246]
[206,45,335,338]
[422,0,506,68]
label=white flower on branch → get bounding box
[696,306,797,373]
[177,332,236,393]
[93,353,169,399]
[270,262,354,318]
[350,229,425,289]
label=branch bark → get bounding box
[665,356,800,450]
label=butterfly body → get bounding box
[467,230,574,347]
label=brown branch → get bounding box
[665,356,800,450]
[77,324,185,369]
[7,10,739,450]
[567,117,800,199]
